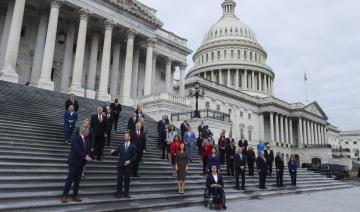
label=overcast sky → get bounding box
[139,0,360,131]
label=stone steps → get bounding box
[0,80,352,212]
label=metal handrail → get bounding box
[170,109,231,122]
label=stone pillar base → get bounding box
[0,69,19,83]
[86,89,96,99]
[119,96,134,106]
[37,77,54,91]
[97,91,111,102]
[68,85,85,97]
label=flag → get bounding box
[304,73,308,81]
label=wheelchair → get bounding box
[203,187,226,210]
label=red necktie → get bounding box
[99,115,102,123]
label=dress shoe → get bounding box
[61,196,68,203]
[73,195,82,202]
[124,194,131,198]
[241,187,246,191]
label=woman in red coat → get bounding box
[201,138,212,176]
[170,135,182,176]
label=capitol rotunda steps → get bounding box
[0,81,353,212]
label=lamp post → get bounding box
[188,81,205,118]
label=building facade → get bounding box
[0,0,353,165]
[0,0,192,105]
[185,0,340,164]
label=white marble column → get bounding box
[307,120,311,145]
[68,9,90,96]
[218,70,223,85]
[298,118,303,147]
[85,32,99,98]
[280,114,284,144]
[310,121,315,145]
[110,41,121,99]
[289,117,294,146]
[270,112,275,143]
[251,71,255,90]
[243,70,247,89]
[275,113,280,143]
[284,116,289,144]
[30,12,48,86]
[97,19,114,101]
[227,69,231,87]
[179,64,186,96]
[37,0,63,90]
[0,1,15,70]
[259,113,265,142]
[0,0,26,83]
[303,119,307,145]
[264,75,268,93]
[59,23,76,93]
[131,48,140,98]
[120,29,136,105]
[144,38,155,96]
[259,73,263,91]
[271,79,274,94]
[210,70,214,82]
[235,69,239,90]
[320,126,324,146]
[165,57,173,93]
[151,51,158,94]
[316,124,320,146]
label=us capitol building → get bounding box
[0,0,354,165]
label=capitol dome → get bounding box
[188,0,275,97]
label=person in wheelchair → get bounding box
[206,165,227,210]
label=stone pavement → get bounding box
[162,186,360,212]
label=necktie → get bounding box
[125,143,128,152]
[82,139,86,149]
[99,115,102,123]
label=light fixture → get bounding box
[57,31,66,44]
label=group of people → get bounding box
[61,95,298,208]
[61,94,149,203]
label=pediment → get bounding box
[304,102,328,119]
[105,0,163,28]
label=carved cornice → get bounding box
[147,38,156,47]
[105,0,163,28]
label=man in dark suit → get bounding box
[225,138,235,176]
[206,165,226,210]
[90,107,107,161]
[234,147,247,190]
[238,134,248,154]
[275,152,284,187]
[131,123,146,177]
[157,115,166,148]
[127,113,138,132]
[105,109,114,146]
[61,128,92,203]
[180,120,188,141]
[198,121,204,134]
[256,151,268,189]
[264,143,274,176]
[111,132,137,198]
[110,98,122,131]
[65,94,79,112]
[247,146,256,176]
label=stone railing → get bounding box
[170,109,231,123]
[134,93,189,105]
[157,29,188,46]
